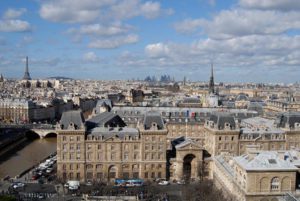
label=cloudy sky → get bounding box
[0,0,299,83]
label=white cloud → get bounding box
[145,43,170,58]
[83,51,99,62]
[0,19,31,32]
[39,0,171,23]
[3,8,27,19]
[68,23,132,37]
[39,0,114,23]
[174,9,300,39]
[88,34,139,49]
[173,19,204,34]
[239,0,300,11]
[140,1,161,19]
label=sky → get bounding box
[0,0,299,83]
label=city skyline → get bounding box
[0,0,299,83]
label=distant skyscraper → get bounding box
[208,63,214,94]
[23,56,31,80]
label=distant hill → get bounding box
[47,76,73,80]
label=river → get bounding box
[0,138,57,178]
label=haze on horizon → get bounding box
[0,0,299,83]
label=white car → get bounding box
[12,182,25,189]
[46,168,53,173]
[158,180,170,185]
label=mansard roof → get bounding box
[143,111,164,130]
[86,111,126,130]
[276,112,300,129]
[88,127,139,140]
[209,112,236,129]
[60,110,85,130]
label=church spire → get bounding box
[23,56,31,80]
[209,62,215,94]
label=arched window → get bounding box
[271,177,280,191]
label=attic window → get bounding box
[268,159,277,164]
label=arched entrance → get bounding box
[108,165,118,181]
[183,154,195,181]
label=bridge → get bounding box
[0,123,57,138]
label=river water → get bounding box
[0,138,57,178]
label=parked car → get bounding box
[158,180,170,185]
[176,180,185,185]
[12,182,25,189]
[46,168,53,173]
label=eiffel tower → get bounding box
[23,56,31,80]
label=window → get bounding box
[63,144,67,151]
[134,153,138,160]
[219,136,222,141]
[271,177,280,190]
[111,145,115,150]
[87,153,92,160]
[144,172,148,178]
[70,144,74,151]
[124,152,129,160]
[77,144,80,151]
[145,144,149,150]
[134,144,138,150]
[70,136,74,141]
[88,144,92,150]
[77,136,80,141]
[76,153,80,160]
[158,144,163,151]
[111,152,116,160]
[63,136,66,141]
[98,144,101,150]
[97,153,103,160]
[152,136,156,141]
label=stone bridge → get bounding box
[0,123,57,138]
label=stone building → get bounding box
[213,150,298,201]
[56,110,167,182]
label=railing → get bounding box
[0,123,55,129]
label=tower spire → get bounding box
[23,56,31,80]
[209,62,215,94]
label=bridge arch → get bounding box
[25,130,40,139]
[43,132,57,138]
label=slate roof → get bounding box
[143,112,164,130]
[175,138,202,149]
[241,117,284,135]
[60,110,85,130]
[209,112,236,129]
[236,93,249,101]
[86,111,126,130]
[94,99,112,113]
[88,127,139,140]
[276,112,300,129]
[234,151,298,171]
